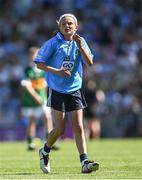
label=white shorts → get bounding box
[22,106,51,119]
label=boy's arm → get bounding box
[21,80,43,105]
[36,63,71,77]
[73,34,94,66]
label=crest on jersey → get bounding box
[61,61,75,71]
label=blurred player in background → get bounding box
[20,47,59,151]
[83,79,101,139]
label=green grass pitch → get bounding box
[0,138,142,179]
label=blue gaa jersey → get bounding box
[34,32,94,94]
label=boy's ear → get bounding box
[56,20,60,31]
[75,25,79,31]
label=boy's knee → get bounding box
[73,125,83,134]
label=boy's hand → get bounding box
[57,68,71,77]
[73,34,83,48]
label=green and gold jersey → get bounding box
[21,66,47,107]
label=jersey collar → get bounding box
[56,32,74,45]
[56,32,64,41]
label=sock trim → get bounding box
[81,159,88,166]
[80,153,88,165]
[44,144,51,154]
[41,148,48,156]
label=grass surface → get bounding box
[0,138,142,179]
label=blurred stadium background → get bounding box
[0,0,142,141]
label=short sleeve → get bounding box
[81,38,94,60]
[34,39,54,64]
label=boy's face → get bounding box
[59,17,78,36]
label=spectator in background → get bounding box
[83,78,101,139]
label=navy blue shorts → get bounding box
[47,88,87,112]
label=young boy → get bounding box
[34,13,99,173]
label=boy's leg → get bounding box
[70,109,99,173]
[39,109,65,173]
[46,109,65,147]
[27,116,36,150]
[43,106,53,135]
[70,109,87,154]
[43,106,60,150]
